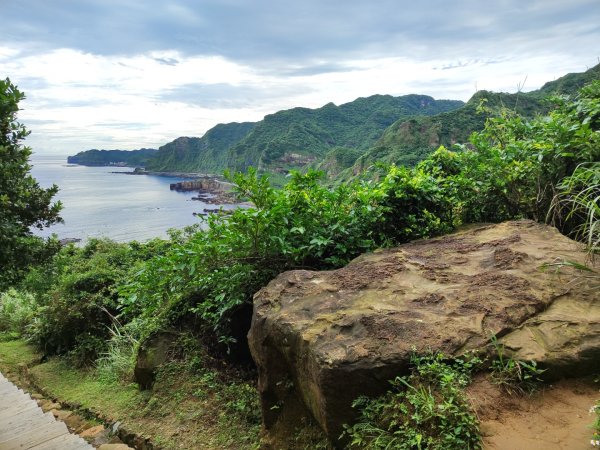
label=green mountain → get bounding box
[146,122,255,173]
[225,95,464,182]
[345,63,600,178]
[67,148,157,167]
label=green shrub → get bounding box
[489,335,545,395]
[95,324,139,382]
[343,353,482,450]
[0,288,36,338]
[21,238,169,364]
[549,162,599,257]
[121,167,459,346]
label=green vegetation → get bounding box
[550,161,599,256]
[67,148,158,167]
[147,122,256,173]
[344,63,600,178]
[133,63,599,183]
[139,94,462,180]
[0,78,62,290]
[226,95,462,177]
[0,339,261,450]
[592,400,600,446]
[343,352,483,450]
[1,73,599,449]
[488,335,545,395]
[4,79,598,368]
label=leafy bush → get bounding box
[343,352,482,450]
[457,81,599,225]
[121,167,458,347]
[20,238,169,364]
[550,162,599,257]
[0,288,36,339]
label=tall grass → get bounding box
[550,162,599,259]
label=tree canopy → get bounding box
[0,77,62,289]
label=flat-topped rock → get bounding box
[248,220,599,444]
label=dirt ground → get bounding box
[467,374,599,450]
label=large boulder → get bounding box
[134,331,179,389]
[248,220,599,445]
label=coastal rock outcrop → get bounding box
[248,220,599,444]
[169,177,232,193]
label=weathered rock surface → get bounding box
[134,331,179,389]
[248,220,599,444]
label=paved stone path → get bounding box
[0,372,93,449]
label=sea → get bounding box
[30,154,237,243]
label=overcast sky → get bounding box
[2,0,599,155]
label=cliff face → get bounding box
[248,220,600,445]
[169,178,232,193]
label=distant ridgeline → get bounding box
[68,63,600,182]
[67,148,158,167]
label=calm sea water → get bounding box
[30,154,235,242]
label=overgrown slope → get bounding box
[345,63,600,178]
[225,94,463,180]
[146,122,255,173]
[67,148,158,167]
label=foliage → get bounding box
[549,162,599,257]
[489,335,545,395]
[20,238,170,365]
[95,324,139,382]
[0,288,37,339]
[436,80,600,226]
[0,77,62,289]
[592,400,600,446]
[121,166,459,345]
[67,148,158,167]
[147,122,255,173]
[226,95,462,176]
[343,352,482,450]
[348,63,600,181]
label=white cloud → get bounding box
[2,0,598,155]
[5,44,596,155]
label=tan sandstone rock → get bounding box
[248,220,599,444]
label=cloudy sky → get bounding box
[2,0,599,155]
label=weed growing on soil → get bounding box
[343,352,482,450]
[489,335,545,395]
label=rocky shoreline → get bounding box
[114,168,239,205]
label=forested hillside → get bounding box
[67,148,158,166]
[67,64,599,182]
[146,121,255,173]
[345,63,600,178]
[138,94,462,181]
[224,94,463,182]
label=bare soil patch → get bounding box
[468,374,599,450]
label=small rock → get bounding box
[79,424,105,438]
[64,415,89,433]
[39,400,61,412]
[51,409,73,420]
[98,444,134,450]
[30,393,44,400]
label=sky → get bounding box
[2,0,599,155]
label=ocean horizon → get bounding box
[30,153,235,243]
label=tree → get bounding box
[0,78,62,289]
